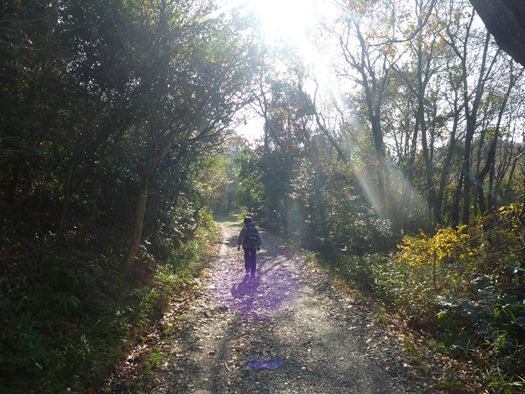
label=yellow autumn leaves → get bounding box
[397,225,472,269]
[396,203,524,278]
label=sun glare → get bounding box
[249,0,318,44]
[208,0,341,142]
[248,0,339,98]
[211,0,328,47]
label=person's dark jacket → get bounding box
[237,223,262,250]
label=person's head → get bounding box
[244,217,253,225]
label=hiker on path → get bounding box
[237,217,261,275]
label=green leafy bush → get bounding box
[331,204,525,390]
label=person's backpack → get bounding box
[244,225,259,248]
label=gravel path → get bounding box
[109,220,440,393]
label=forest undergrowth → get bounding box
[314,204,525,392]
[0,210,219,393]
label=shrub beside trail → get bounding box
[325,204,525,391]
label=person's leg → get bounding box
[244,249,250,273]
[250,248,257,274]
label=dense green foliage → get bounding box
[0,0,256,390]
[0,0,256,254]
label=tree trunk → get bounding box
[476,62,518,213]
[452,171,463,227]
[436,93,460,224]
[521,170,525,221]
[461,120,474,225]
[371,115,388,218]
[414,34,437,227]
[419,103,436,225]
[504,155,521,198]
[458,31,494,225]
[125,177,150,265]
[488,161,496,208]
[476,131,498,214]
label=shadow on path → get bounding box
[212,234,299,320]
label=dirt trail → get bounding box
[108,220,437,393]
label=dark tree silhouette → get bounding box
[469,0,525,66]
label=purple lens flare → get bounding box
[213,255,299,319]
[245,356,284,370]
